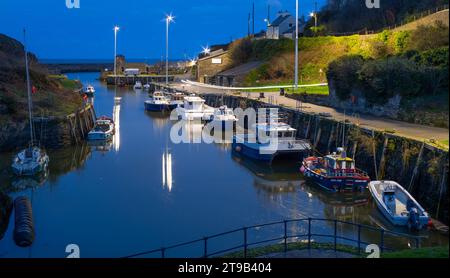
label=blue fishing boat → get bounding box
[300,148,370,192]
[144,92,178,112]
[232,121,311,163]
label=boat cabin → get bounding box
[255,122,297,140]
[182,95,205,111]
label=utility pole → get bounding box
[248,13,251,37]
[294,0,299,90]
[252,2,255,35]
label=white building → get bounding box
[266,11,306,40]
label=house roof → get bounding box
[216,61,263,77]
[198,49,228,61]
[270,15,290,27]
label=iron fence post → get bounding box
[334,220,338,252]
[415,238,420,249]
[243,227,248,258]
[284,220,288,253]
[308,218,312,250]
[203,237,208,258]
[380,230,385,253]
[357,225,361,255]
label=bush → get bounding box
[229,38,253,66]
[407,21,449,51]
[327,55,365,100]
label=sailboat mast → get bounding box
[24,29,34,147]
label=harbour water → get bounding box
[0,72,447,258]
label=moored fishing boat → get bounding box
[133,81,143,90]
[369,180,430,230]
[300,148,370,192]
[174,94,214,121]
[83,85,95,97]
[233,119,311,163]
[144,91,178,112]
[88,116,115,141]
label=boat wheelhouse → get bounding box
[233,121,311,162]
[144,91,177,112]
[88,116,115,141]
[175,94,214,121]
[300,148,370,192]
[208,106,237,131]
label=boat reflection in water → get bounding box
[145,111,171,130]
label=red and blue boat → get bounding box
[300,148,370,192]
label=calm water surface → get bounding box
[0,72,447,258]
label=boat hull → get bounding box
[232,141,305,162]
[301,165,369,192]
[145,102,177,112]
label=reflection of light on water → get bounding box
[113,97,121,152]
[162,148,173,192]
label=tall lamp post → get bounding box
[114,26,120,78]
[165,14,175,86]
[294,0,299,91]
[310,12,318,28]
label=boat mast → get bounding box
[23,29,34,147]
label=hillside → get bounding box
[0,34,82,124]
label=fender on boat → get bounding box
[13,196,35,247]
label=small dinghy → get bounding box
[369,181,430,230]
[88,116,115,141]
[134,81,143,90]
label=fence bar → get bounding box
[308,218,312,250]
[204,237,208,258]
[284,221,288,253]
[243,227,248,258]
[334,220,338,251]
[357,225,361,255]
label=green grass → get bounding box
[242,85,329,95]
[221,242,360,258]
[49,75,81,90]
[440,140,449,146]
[382,246,449,258]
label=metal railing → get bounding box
[124,218,424,258]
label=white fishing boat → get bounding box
[134,81,143,90]
[12,30,50,177]
[83,85,95,96]
[233,114,311,162]
[88,116,115,141]
[174,94,214,121]
[208,106,237,131]
[369,180,430,230]
[144,91,177,112]
[143,83,151,91]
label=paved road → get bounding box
[171,82,449,144]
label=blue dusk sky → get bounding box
[0,0,325,60]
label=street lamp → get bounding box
[310,12,318,28]
[202,46,211,55]
[113,26,120,77]
[165,13,175,86]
